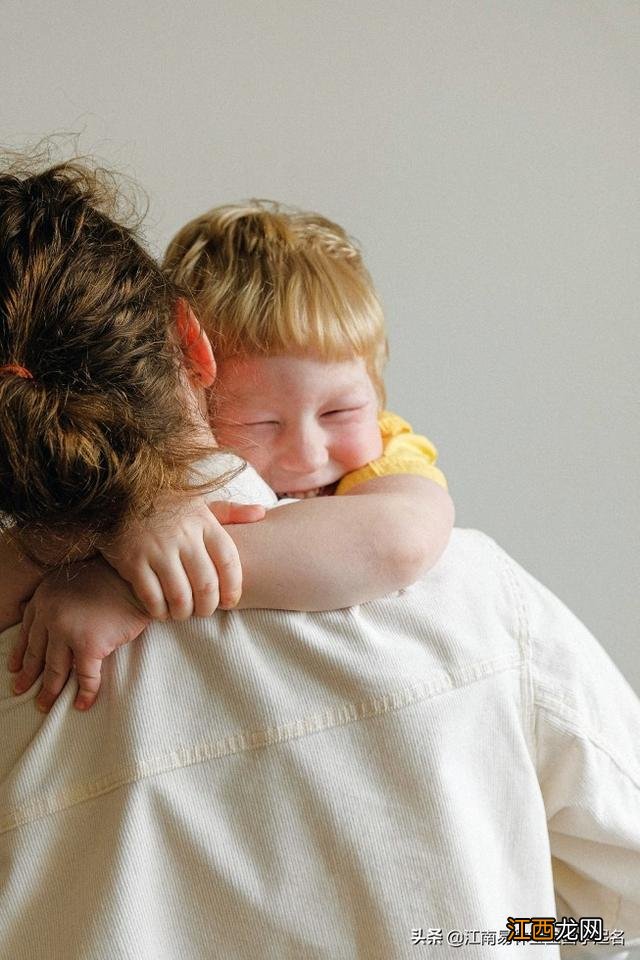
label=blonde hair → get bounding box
[163,201,388,405]
[0,156,232,563]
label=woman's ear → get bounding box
[175,300,216,387]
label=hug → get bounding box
[1,157,638,959]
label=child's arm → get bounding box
[229,473,454,610]
[8,557,151,711]
[7,497,265,710]
[229,412,454,611]
[99,495,266,620]
[8,476,452,710]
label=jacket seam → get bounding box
[534,696,640,792]
[488,537,535,759]
[1,653,522,834]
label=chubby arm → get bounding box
[8,477,452,710]
[229,474,454,610]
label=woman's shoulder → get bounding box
[196,453,279,508]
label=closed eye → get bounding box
[322,406,364,418]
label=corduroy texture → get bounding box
[1,466,639,959]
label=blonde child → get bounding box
[166,201,448,502]
[4,163,452,712]
[100,200,454,625]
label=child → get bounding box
[105,200,453,624]
[4,173,453,711]
[164,201,448,504]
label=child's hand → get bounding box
[100,496,266,621]
[0,532,44,632]
[7,559,151,713]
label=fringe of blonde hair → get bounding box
[163,201,388,406]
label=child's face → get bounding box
[212,355,383,498]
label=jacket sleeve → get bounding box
[508,555,640,939]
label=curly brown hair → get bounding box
[0,157,223,563]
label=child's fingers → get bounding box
[35,642,73,713]
[7,628,28,674]
[151,559,194,621]
[132,568,169,621]
[7,639,26,673]
[7,602,36,673]
[180,549,220,618]
[203,528,242,609]
[11,614,47,695]
[73,655,104,711]
[208,501,266,525]
[7,625,27,673]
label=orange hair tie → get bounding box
[0,364,33,380]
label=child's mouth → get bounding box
[281,487,321,499]
[278,483,337,500]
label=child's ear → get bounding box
[175,300,216,387]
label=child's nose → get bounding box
[281,425,328,473]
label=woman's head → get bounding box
[0,157,217,562]
[163,200,389,406]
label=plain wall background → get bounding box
[3,1,638,690]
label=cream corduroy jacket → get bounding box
[1,462,639,959]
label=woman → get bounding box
[0,155,438,711]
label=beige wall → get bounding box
[3,0,638,689]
